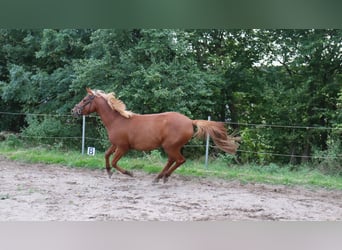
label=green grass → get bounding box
[1,142,342,190]
[0,146,104,170]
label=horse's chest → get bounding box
[108,131,128,145]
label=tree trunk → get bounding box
[301,141,311,164]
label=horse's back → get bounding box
[132,111,191,123]
[162,111,193,129]
[127,111,193,150]
[141,111,192,130]
[156,112,194,147]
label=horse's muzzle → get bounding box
[71,106,82,117]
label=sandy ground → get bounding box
[0,155,341,221]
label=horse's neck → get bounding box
[95,102,123,129]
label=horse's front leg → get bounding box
[111,147,133,177]
[105,145,116,178]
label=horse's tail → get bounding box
[192,120,240,154]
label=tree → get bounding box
[257,30,342,163]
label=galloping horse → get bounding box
[72,87,240,183]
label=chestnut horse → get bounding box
[72,87,240,183]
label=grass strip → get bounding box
[1,144,341,190]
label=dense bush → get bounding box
[21,116,80,148]
[313,137,342,176]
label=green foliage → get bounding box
[239,127,274,164]
[2,133,23,148]
[21,116,80,148]
[216,153,236,165]
[313,137,342,176]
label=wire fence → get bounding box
[1,111,341,160]
[1,110,340,131]
[1,111,342,130]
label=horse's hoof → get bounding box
[163,176,169,183]
[125,170,133,177]
[152,178,160,184]
[107,171,113,179]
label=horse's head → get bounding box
[71,87,97,117]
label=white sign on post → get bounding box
[87,147,96,156]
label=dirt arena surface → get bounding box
[0,155,341,221]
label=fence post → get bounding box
[204,116,211,168]
[82,115,85,155]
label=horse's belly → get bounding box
[129,134,162,151]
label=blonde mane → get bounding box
[93,90,134,118]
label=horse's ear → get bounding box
[86,87,94,95]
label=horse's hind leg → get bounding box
[153,158,175,183]
[111,147,133,177]
[105,145,116,178]
[163,150,186,183]
[156,147,186,183]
